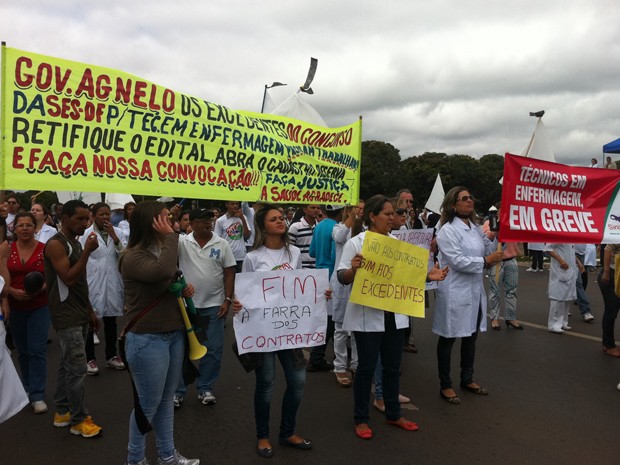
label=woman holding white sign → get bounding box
[433,187,503,405]
[337,195,448,439]
[235,205,312,458]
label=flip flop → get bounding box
[386,419,419,431]
[335,372,352,387]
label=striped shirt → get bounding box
[288,217,316,269]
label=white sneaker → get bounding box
[86,360,99,375]
[548,328,564,334]
[526,267,535,272]
[156,450,199,465]
[32,400,48,414]
[93,333,100,345]
[106,355,126,370]
[561,325,572,331]
[173,395,184,409]
[198,391,216,405]
[583,312,595,322]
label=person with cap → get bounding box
[0,211,50,414]
[174,208,236,409]
[307,204,344,373]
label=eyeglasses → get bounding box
[457,195,475,202]
[396,209,407,215]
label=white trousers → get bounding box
[333,322,358,372]
[548,300,570,331]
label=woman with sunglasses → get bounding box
[433,187,503,405]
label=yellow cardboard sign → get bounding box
[0,46,361,204]
[349,231,428,317]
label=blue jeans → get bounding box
[254,350,306,440]
[54,325,89,424]
[353,312,404,423]
[575,253,591,315]
[176,306,223,395]
[10,306,50,402]
[488,259,518,321]
[125,330,184,464]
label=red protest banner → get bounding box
[499,153,620,244]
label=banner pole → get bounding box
[1,41,7,197]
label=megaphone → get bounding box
[169,273,207,361]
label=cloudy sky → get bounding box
[2,0,620,165]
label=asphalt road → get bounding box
[2,265,619,465]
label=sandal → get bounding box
[373,400,385,413]
[335,372,352,387]
[355,423,373,439]
[403,343,418,353]
[386,418,419,431]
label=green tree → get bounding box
[359,140,402,200]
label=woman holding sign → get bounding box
[337,195,448,439]
[235,204,312,458]
[433,187,503,405]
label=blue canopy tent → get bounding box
[603,138,620,153]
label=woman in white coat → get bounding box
[546,243,582,333]
[433,187,503,405]
[79,202,125,373]
[338,195,447,439]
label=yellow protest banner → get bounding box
[349,231,428,317]
[0,46,361,204]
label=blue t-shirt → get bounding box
[309,218,337,276]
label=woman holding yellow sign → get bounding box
[337,195,448,440]
[433,187,503,405]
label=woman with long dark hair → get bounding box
[234,204,312,458]
[0,212,49,414]
[120,201,199,465]
[338,195,447,439]
[433,187,503,405]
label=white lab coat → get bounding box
[433,218,495,338]
[338,231,409,332]
[545,243,577,301]
[79,225,125,317]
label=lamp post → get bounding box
[261,82,287,113]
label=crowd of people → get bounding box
[0,185,619,464]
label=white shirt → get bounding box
[433,218,495,338]
[35,224,57,244]
[178,233,236,308]
[214,214,250,261]
[243,245,302,272]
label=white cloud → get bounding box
[2,0,620,166]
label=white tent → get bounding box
[105,193,135,210]
[521,118,555,162]
[268,91,328,127]
[425,173,445,213]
